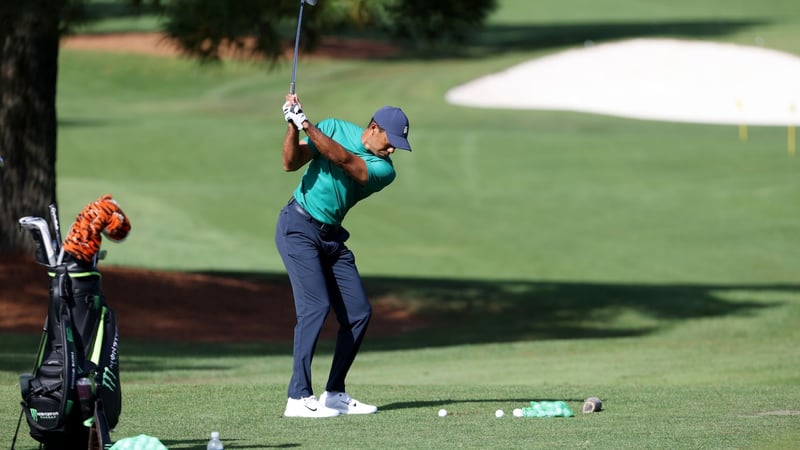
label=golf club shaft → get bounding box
[289,0,306,94]
[48,204,66,265]
[49,204,62,247]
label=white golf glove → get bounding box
[282,101,307,130]
[282,101,293,122]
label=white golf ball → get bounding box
[438,409,448,417]
[495,409,505,418]
[513,408,523,417]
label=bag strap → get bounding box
[88,306,107,366]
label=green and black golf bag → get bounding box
[16,206,121,450]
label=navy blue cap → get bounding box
[373,106,411,151]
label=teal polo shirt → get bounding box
[293,118,396,226]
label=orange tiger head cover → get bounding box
[62,194,132,263]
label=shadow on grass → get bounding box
[358,277,788,350]
[372,19,764,60]
[473,20,761,52]
[200,272,790,351]
[0,273,793,373]
[380,397,585,412]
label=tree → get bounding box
[0,0,496,255]
[0,1,67,255]
[384,0,497,48]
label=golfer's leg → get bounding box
[276,212,330,399]
[325,247,372,393]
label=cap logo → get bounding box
[402,125,409,137]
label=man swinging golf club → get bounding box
[277,93,412,417]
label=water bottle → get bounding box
[207,431,224,450]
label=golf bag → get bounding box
[15,198,128,450]
[19,260,121,449]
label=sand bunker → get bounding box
[446,38,800,126]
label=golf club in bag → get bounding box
[13,202,122,450]
[289,0,318,95]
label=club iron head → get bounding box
[305,0,318,5]
[18,216,57,266]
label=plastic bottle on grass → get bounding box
[521,401,575,417]
[207,431,224,450]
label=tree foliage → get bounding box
[384,0,498,46]
[136,0,498,62]
[158,0,305,63]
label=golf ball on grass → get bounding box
[495,409,504,418]
[513,408,523,417]
[438,409,448,417]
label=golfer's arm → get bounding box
[302,121,368,185]
[282,124,313,171]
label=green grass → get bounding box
[4,0,800,448]
[3,298,800,449]
[54,53,800,283]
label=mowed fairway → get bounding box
[2,0,800,448]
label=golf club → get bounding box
[19,216,57,266]
[289,0,318,94]
[48,204,64,264]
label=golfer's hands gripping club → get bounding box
[283,94,308,130]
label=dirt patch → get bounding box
[61,32,399,60]
[0,254,425,343]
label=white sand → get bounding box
[445,38,800,126]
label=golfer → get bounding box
[277,93,412,418]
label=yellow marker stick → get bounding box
[736,99,748,142]
[791,104,797,156]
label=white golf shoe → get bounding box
[319,391,378,415]
[283,396,341,418]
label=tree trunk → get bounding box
[0,1,63,255]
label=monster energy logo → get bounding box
[30,408,59,422]
[102,367,117,391]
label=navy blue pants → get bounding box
[275,198,372,399]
